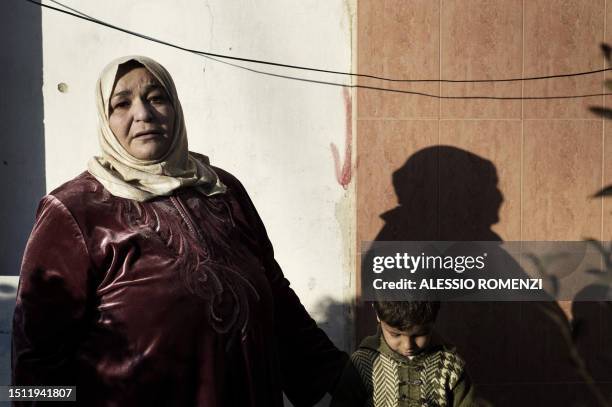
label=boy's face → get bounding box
[379,319,433,359]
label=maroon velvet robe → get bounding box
[12,168,347,406]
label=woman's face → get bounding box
[109,66,175,160]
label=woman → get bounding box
[12,56,347,406]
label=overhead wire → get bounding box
[199,54,612,100]
[31,0,612,84]
[25,0,612,100]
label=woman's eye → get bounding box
[113,101,129,109]
[148,94,167,103]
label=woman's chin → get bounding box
[128,142,171,161]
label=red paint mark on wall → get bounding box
[331,87,353,189]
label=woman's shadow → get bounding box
[360,145,604,407]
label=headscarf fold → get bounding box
[88,55,225,201]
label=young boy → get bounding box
[331,301,475,407]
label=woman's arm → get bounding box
[262,250,349,407]
[330,358,369,407]
[226,173,349,407]
[451,369,477,407]
[12,195,93,387]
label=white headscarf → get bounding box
[87,55,225,201]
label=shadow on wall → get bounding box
[0,0,46,276]
[312,297,354,353]
[347,146,612,407]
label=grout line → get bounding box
[352,0,359,350]
[518,118,606,121]
[438,0,442,239]
[356,117,603,121]
[602,1,607,344]
[602,121,605,242]
[602,0,606,242]
[439,0,442,122]
[521,0,525,243]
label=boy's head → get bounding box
[373,301,440,359]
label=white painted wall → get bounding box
[3,0,356,402]
[0,276,18,387]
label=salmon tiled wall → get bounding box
[356,1,611,400]
[357,0,606,247]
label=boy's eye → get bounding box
[390,333,401,338]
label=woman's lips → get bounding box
[133,130,163,139]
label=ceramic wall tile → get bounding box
[523,0,604,119]
[358,0,440,119]
[440,0,523,119]
[523,120,602,240]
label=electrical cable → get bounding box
[25,0,612,100]
[200,53,612,100]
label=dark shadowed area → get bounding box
[0,0,46,276]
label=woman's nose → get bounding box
[133,99,154,122]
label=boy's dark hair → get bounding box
[373,301,440,330]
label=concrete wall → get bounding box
[39,2,355,345]
[0,276,17,387]
[2,0,357,401]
